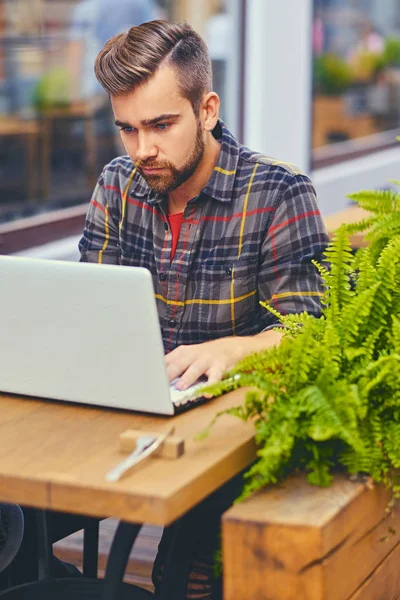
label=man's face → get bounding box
[111,65,205,193]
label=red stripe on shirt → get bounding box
[268,210,321,235]
[167,208,192,352]
[183,206,275,225]
[90,199,106,213]
[103,185,166,220]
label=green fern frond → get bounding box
[368,238,400,331]
[353,247,375,293]
[299,384,362,451]
[237,417,298,500]
[259,302,285,325]
[344,216,376,235]
[361,327,383,363]
[364,216,400,247]
[286,324,321,385]
[323,227,355,316]
[339,282,380,348]
[305,443,334,487]
[348,189,400,214]
[390,317,400,355]
[383,423,400,468]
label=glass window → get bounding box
[0,0,241,231]
[312,0,400,162]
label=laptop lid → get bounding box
[0,256,175,415]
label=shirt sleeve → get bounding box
[259,173,329,329]
[78,168,120,264]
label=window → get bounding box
[0,0,242,236]
[312,0,400,166]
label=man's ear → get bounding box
[201,92,220,131]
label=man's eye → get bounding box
[120,126,136,134]
[155,123,170,131]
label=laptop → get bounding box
[0,256,210,416]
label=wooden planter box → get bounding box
[313,95,378,148]
[222,473,400,600]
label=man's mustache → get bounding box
[138,160,172,170]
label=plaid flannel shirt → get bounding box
[79,120,329,353]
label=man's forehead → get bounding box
[112,88,191,125]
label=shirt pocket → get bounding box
[191,259,258,339]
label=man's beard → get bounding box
[138,121,205,194]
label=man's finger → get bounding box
[166,352,193,382]
[175,359,208,390]
[206,364,225,386]
[165,345,187,367]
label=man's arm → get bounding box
[79,168,120,264]
[167,173,329,390]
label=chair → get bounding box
[0,504,24,591]
[6,508,100,585]
[0,520,153,600]
[0,507,211,600]
[45,511,100,579]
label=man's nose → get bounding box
[135,132,157,162]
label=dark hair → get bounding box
[94,20,212,114]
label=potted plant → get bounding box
[314,53,353,97]
[313,53,354,146]
[381,37,400,68]
[200,178,400,503]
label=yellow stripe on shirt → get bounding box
[154,288,256,307]
[271,291,324,301]
[97,203,109,264]
[214,166,236,175]
[119,165,138,233]
[238,163,258,258]
[230,267,236,334]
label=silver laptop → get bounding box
[0,256,207,415]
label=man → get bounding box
[79,20,328,599]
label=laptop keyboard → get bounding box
[169,378,209,410]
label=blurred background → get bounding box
[0,0,399,258]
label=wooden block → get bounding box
[119,429,185,459]
[222,473,400,600]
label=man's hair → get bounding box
[94,20,212,114]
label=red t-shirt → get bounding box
[168,212,184,261]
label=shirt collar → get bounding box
[129,119,240,205]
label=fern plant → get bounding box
[200,223,400,501]
[346,170,400,263]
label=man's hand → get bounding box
[165,330,283,390]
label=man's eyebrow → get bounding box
[141,113,180,126]
[114,114,180,129]
[115,120,132,128]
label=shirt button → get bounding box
[225,266,232,276]
[168,319,176,328]
[159,273,167,281]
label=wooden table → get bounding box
[0,390,256,527]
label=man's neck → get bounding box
[167,134,221,214]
